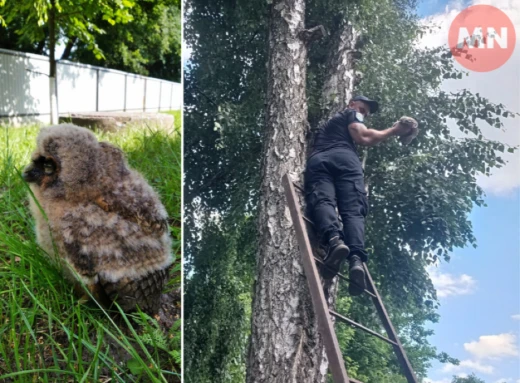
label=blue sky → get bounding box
[417,1,520,382]
[426,193,520,382]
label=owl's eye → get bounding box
[43,161,55,175]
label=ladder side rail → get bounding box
[282,174,350,383]
[364,264,419,383]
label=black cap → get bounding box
[351,95,379,114]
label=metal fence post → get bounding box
[123,74,127,112]
[170,83,173,110]
[143,78,147,112]
[96,69,99,112]
[158,81,162,111]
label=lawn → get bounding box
[0,112,182,382]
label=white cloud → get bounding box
[464,333,519,360]
[493,378,514,383]
[427,266,477,297]
[442,359,494,374]
[418,0,520,196]
[424,378,451,383]
[425,374,471,383]
[511,314,520,320]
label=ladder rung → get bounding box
[302,215,315,226]
[292,181,305,193]
[313,256,377,298]
[329,310,398,346]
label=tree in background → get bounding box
[452,374,486,383]
[69,0,181,82]
[184,0,516,382]
[0,0,134,122]
[0,0,181,121]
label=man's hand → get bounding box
[392,120,413,136]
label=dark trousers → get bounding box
[304,148,369,262]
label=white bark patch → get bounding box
[274,146,283,159]
[292,259,302,274]
[293,65,300,84]
[288,42,300,51]
[319,353,329,376]
[283,205,293,227]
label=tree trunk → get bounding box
[247,14,360,382]
[320,22,359,121]
[246,0,329,382]
[60,37,77,60]
[317,16,360,346]
[48,0,58,124]
[36,36,47,55]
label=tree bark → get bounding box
[36,36,47,55]
[317,16,360,347]
[60,37,77,60]
[246,0,329,382]
[247,14,360,382]
[48,0,59,124]
[320,22,359,122]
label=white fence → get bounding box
[0,48,182,124]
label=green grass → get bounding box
[0,116,182,382]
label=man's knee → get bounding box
[306,185,335,210]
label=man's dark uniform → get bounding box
[305,108,368,261]
[304,96,378,289]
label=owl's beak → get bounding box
[22,163,42,183]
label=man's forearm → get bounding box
[360,126,397,146]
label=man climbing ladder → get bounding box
[305,95,418,294]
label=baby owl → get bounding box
[23,124,173,315]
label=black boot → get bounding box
[321,236,350,280]
[348,255,366,296]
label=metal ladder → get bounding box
[282,174,418,383]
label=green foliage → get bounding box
[184,0,517,382]
[0,122,181,382]
[0,0,181,81]
[183,1,268,381]
[0,0,134,59]
[70,0,181,81]
[184,218,256,383]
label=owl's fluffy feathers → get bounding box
[26,124,172,314]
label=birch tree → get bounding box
[246,0,324,381]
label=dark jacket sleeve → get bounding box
[336,109,364,128]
